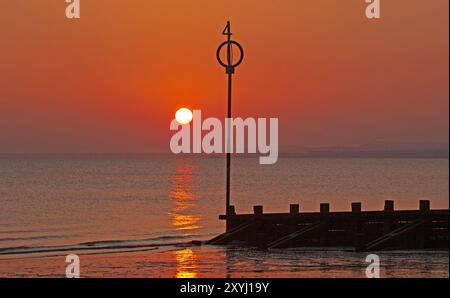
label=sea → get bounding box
[0,155,448,277]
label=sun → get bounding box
[175,108,193,124]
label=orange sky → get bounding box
[0,0,448,153]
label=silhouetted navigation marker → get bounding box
[216,22,244,75]
[217,21,244,216]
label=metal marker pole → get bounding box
[225,21,232,216]
[216,21,244,217]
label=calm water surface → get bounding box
[0,155,448,277]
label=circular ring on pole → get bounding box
[216,40,244,69]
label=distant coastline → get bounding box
[0,149,448,159]
[279,149,449,158]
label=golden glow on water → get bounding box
[169,159,200,277]
[174,248,199,278]
[170,189,200,230]
[169,160,201,231]
[171,214,200,230]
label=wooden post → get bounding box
[320,203,330,214]
[288,204,300,236]
[420,200,430,213]
[384,200,394,212]
[320,203,330,246]
[383,200,395,235]
[253,205,264,247]
[226,205,236,232]
[419,200,431,248]
[352,202,362,213]
[290,204,300,214]
[253,205,263,215]
[351,202,363,249]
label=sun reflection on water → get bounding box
[169,159,201,277]
[169,160,201,231]
[174,248,199,278]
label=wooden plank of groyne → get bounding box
[363,219,426,251]
[212,200,448,250]
[207,220,255,245]
[267,222,322,249]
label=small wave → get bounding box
[0,246,30,253]
[150,235,198,241]
[0,235,74,242]
[0,228,70,234]
[79,234,198,247]
[0,234,204,257]
[0,240,198,257]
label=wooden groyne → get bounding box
[207,200,449,251]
